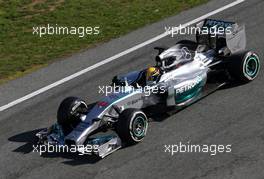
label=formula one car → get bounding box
[37,19,260,158]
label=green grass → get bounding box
[0,0,208,83]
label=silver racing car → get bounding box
[37,19,260,158]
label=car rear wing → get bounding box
[196,19,246,53]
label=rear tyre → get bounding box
[115,109,148,145]
[57,97,88,135]
[228,51,260,82]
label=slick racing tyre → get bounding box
[57,97,88,135]
[228,51,260,82]
[115,109,148,145]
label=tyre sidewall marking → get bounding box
[71,100,87,115]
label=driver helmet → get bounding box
[146,67,160,85]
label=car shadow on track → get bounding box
[8,129,41,154]
[8,129,101,165]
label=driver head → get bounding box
[146,67,160,85]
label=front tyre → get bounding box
[115,109,148,145]
[57,97,88,135]
[229,51,260,82]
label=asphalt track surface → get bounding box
[0,0,264,178]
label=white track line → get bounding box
[0,0,244,112]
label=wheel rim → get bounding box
[246,57,258,76]
[132,116,147,138]
[244,54,260,79]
